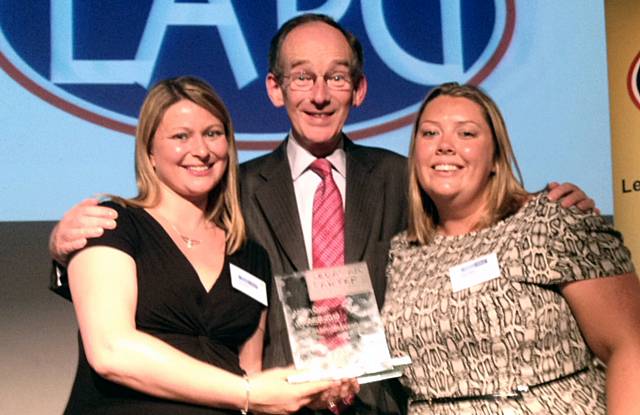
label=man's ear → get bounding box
[265,73,285,107]
[351,74,368,108]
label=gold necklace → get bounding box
[156,212,206,249]
[169,222,201,249]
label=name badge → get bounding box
[449,252,501,292]
[230,263,268,306]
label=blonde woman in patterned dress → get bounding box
[382,83,640,414]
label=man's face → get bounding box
[266,22,367,157]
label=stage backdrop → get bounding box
[0,2,618,414]
[0,1,614,221]
[605,1,640,263]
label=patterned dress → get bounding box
[382,192,635,414]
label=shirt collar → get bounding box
[286,133,347,181]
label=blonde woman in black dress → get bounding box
[64,77,345,414]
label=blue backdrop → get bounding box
[0,1,613,220]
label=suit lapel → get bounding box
[344,138,378,263]
[253,142,309,272]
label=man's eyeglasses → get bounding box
[281,71,353,91]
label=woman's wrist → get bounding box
[240,374,250,415]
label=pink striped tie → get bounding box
[310,159,347,349]
[310,159,345,267]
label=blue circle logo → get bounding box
[0,1,514,150]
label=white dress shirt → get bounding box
[286,136,346,268]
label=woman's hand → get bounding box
[247,367,356,414]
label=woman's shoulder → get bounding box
[98,198,148,226]
[99,198,137,214]
[96,198,152,242]
[524,190,605,229]
[388,231,417,253]
[525,192,635,282]
[228,238,271,280]
[77,199,145,255]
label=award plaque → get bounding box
[275,262,410,383]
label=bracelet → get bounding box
[240,374,250,415]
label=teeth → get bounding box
[187,166,210,171]
[433,164,459,171]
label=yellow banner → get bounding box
[605,2,640,265]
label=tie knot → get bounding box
[309,158,333,178]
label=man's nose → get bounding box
[310,76,331,104]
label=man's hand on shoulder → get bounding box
[49,198,118,264]
[547,181,599,214]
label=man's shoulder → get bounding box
[239,146,285,178]
[346,142,407,174]
[346,140,406,163]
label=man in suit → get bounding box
[48,12,594,415]
[240,14,407,373]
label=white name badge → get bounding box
[230,263,268,306]
[449,252,501,293]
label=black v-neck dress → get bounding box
[64,202,271,414]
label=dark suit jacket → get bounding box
[239,136,408,414]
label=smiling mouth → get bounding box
[184,165,212,174]
[305,110,333,119]
[433,164,461,171]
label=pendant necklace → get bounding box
[172,224,200,249]
[165,217,203,249]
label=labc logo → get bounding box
[0,1,514,150]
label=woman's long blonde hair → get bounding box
[115,76,245,253]
[406,83,529,244]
